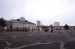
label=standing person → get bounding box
[38,27,40,32]
[50,25,53,32]
[32,28,33,32]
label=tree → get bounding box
[64,24,69,30]
[0,18,7,31]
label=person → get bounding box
[50,25,53,32]
[32,28,33,32]
[37,27,40,32]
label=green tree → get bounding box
[64,24,69,30]
[0,18,7,31]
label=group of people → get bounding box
[35,25,54,32]
[7,25,54,32]
[7,27,30,32]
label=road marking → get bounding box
[10,42,59,49]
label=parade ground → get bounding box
[0,30,75,49]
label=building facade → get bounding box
[54,22,60,26]
[7,17,36,31]
[37,21,41,26]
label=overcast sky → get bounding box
[0,0,75,26]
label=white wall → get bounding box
[12,23,36,29]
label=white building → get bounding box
[54,22,60,26]
[37,21,41,26]
[53,22,60,30]
[7,17,36,31]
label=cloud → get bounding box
[0,0,75,25]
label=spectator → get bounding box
[50,25,53,32]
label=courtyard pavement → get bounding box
[0,30,75,49]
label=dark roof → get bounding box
[9,20,35,25]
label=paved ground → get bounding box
[0,30,75,49]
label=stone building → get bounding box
[7,17,36,31]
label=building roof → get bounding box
[9,19,36,25]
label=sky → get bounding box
[0,0,75,26]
